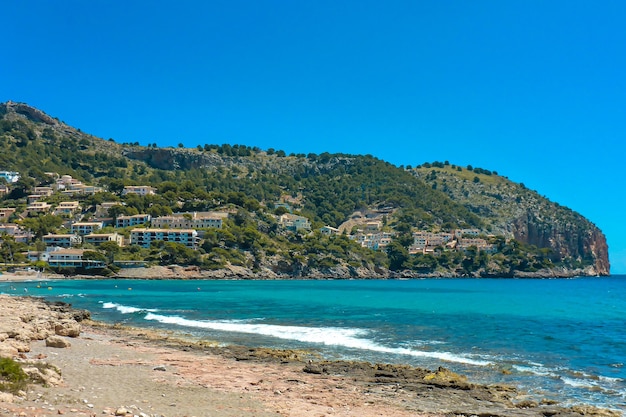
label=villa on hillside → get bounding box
[0,208,16,223]
[320,225,340,236]
[33,186,54,197]
[279,213,311,232]
[122,186,156,196]
[0,224,33,243]
[26,201,52,216]
[351,232,394,250]
[0,171,20,183]
[53,201,81,216]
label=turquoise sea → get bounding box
[2,276,625,412]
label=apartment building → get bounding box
[130,228,198,249]
[42,234,82,248]
[151,212,226,229]
[116,214,151,228]
[70,222,103,235]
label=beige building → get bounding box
[54,201,81,216]
[0,208,16,223]
[26,201,52,215]
[152,212,227,229]
[83,233,124,247]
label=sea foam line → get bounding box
[143,313,491,366]
[101,302,158,314]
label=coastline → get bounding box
[0,294,621,417]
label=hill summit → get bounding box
[0,101,609,277]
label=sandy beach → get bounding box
[0,295,620,417]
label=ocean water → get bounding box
[2,276,625,412]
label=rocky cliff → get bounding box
[415,166,610,276]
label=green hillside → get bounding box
[0,102,609,277]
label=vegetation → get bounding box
[0,102,607,277]
[0,357,28,394]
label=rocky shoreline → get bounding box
[0,294,621,416]
[75,264,606,280]
[1,263,602,282]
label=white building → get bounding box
[0,171,20,183]
[122,186,156,196]
[151,212,227,229]
[319,225,340,236]
[279,214,311,232]
[130,228,198,249]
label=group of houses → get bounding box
[346,225,494,254]
[1,170,498,270]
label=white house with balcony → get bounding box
[130,228,198,249]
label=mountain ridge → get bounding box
[0,101,610,277]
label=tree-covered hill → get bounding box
[0,101,610,277]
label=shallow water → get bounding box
[3,276,625,411]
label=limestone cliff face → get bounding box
[123,148,220,170]
[512,213,610,276]
[415,167,611,276]
[0,101,59,125]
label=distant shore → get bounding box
[1,263,604,283]
[0,294,620,416]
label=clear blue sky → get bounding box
[3,1,625,273]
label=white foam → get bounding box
[102,302,157,314]
[561,377,600,389]
[143,313,491,366]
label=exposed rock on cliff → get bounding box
[415,166,610,276]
